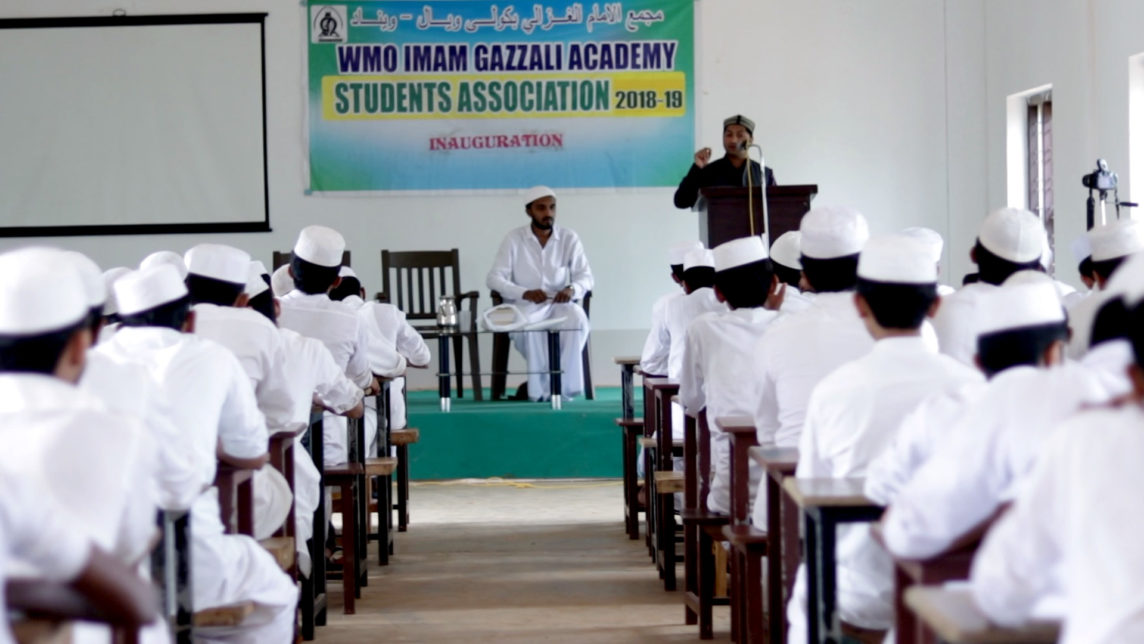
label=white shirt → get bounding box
[0,473,91,644]
[278,291,374,388]
[99,326,268,485]
[82,350,201,510]
[486,224,594,301]
[343,294,427,371]
[0,374,157,566]
[970,404,1144,644]
[639,290,680,376]
[749,291,874,449]
[1065,287,1110,359]
[279,327,363,425]
[193,303,297,432]
[883,351,1131,560]
[930,282,997,366]
[795,336,983,628]
[679,307,779,514]
[779,285,814,314]
[662,287,726,380]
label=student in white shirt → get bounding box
[678,236,780,515]
[486,185,594,401]
[768,230,813,313]
[784,235,983,642]
[106,265,297,643]
[639,240,701,377]
[1065,218,1144,358]
[930,208,1046,366]
[969,301,1144,643]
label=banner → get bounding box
[306,1,694,191]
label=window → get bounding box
[1006,85,1053,271]
[1130,53,1144,207]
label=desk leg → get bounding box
[437,335,451,412]
[548,330,562,410]
[809,512,840,644]
[767,475,784,644]
[804,510,820,644]
[620,366,634,420]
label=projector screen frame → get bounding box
[0,12,271,238]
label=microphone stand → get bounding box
[743,144,767,240]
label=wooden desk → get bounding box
[783,477,883,643]
[750,445,799,644]
[715,416,758,643]
[904,586,1059,643]
[613,355,641,421]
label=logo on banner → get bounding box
[311,5,347,43]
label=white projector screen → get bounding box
[0,14,268,236]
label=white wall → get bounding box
[982,0,1144,285]
[0,0,980,386]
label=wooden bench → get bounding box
[300,406,328,640]
[748,444,800,644]
[150,508,192,643]
[783,477,883,643]
[715,416,762,643]
[6,578,153,644]
[904,586,1059,643]
[192,601,256,628]
[391,427,419,532]
[214,463,255,537]
[615,416,644,540]
[647,378,681,591]
[681,408,731,639]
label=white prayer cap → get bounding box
[523,185,556,207]
[271,265,294,297]
[769,231,802,270]
[184,244,251,285]
[102,267,131,316]
[60,251,106,308]
[1106,253,1144,305]
[799,206,870,259]
[1071,235,1092,264]
[0,248,88,335]
[858,235,938,284]
[899,227,944,265]
[977,273,1064,336]
[1088,219,1144,262]
[668,241,704,266]
[245,261,269,299]
[293,225,345,268]
[114,265,188,317]
[139,250,188,281]
[339,266,358,279]
[1039,231,1053,270]
[977,208,1044,264]
[683,248,715,271]
[714,236,768,272]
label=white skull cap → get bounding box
[713,236,768,272]
[60,251,106,307]
[857,234,938,284]
[977,208,1044,264]
[0,247,88,335]
[139,250,188,281]
[977,272,1064,336]
[668,241,704,266]
[683,248,715,271]
[523,185,556,207]
[114,265,188,317]
[769,231,802,270]
[184,244,251,285]
[799,206,870,259]
[271,265,294,297]
[244,261,269,298]
[899,227,944,265]
[1088,219,1144,262]
[293,225,346,268]
[102,267,132,316]
[339,266,358,279]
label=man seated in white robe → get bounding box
[104,265,297,644]
[969,294,1144,643]
[486,185,594,401]
[784,235,983,643]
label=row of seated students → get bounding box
[0,225,429,643]
[640,205,1144,642]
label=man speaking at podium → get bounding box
[673,114,777,209]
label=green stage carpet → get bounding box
[406,386,640,480]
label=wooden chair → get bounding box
[647,379,681,591]
[270,250,351,271]
[489,290,595,400]
[365,381,396,565]
[719,418,767,644]
[324,415,368,614]
[214,464,255,537]
[300,407,328,640]
[904,586,1059,644]
[378,249,481,399]
[378,373,420,532]
[6,579,152,644]
[681,408,731,639]
[151,508,193,643]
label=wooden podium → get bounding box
[697,185,818,248]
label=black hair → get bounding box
[328,276,362,302]
[0,321,86,374]
[715,259,775,309]
[670,264,685,281]
[800,254,859,293]
[1078,257,1094,281]
[247,290,276,324]
[855,279,938,330]
[84,305,104,336]
[773,262,802,288]
[185,274,244,306]
[119,296,192,331]
[974,241,1041,285]
[1090,297,1129,348]
[291,255,340,295]
[976,321,1068,378]
[1128,302,1144,369]
[962,272,980,286]
[682,266,715,291]
[1090,256,1127,282]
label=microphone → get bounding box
[738,140,749,153]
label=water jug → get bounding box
[437,295,458,328]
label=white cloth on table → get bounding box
[509,301,589,400]
[970,404,1144,644]
[678,307,779,515]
